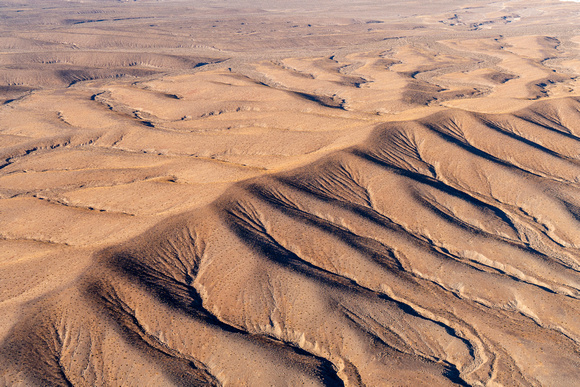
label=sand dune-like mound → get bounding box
[2,98,579,386]
[2,0,580,385]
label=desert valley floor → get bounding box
[1,0,580,386]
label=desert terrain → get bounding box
[1,0,580,385]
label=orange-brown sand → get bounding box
[1,0,580,385]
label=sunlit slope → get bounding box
[2,97,579,386]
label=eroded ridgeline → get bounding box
[2,97,580,386]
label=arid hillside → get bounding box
[1,0,580,386]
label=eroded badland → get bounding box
[1,0,580,385]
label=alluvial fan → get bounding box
[2,97,579,386]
